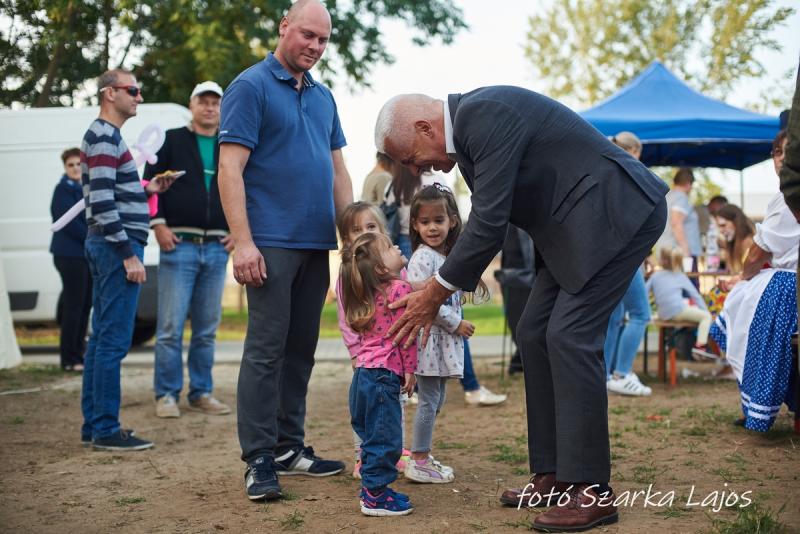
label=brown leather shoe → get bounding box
[532,484,618,532]
[499,473,567,508]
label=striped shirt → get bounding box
[81,119,149,259]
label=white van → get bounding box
[0,103,191,344]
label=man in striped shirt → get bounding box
[81,68,175,452]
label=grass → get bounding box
[15,303,507,346]
[220,302,506,339]
[436,440,470,450]
[5,416,25,425]
[115,496,146,506]
[279,510,305,531]
[0,364,71,390]
[489,444,527,465]
[708,502,789,534]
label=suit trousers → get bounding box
[237,248,329,463]
[518,198,666,483]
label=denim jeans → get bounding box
[154,241,228,401]
[81,236,143,440]
[604,267,650,376]
[396,234,412,259]
[460,338,480,391]
[350,367,402,491]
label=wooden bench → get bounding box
[642,319,698,387]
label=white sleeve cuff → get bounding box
[435,272,460,292]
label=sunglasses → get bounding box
[101,85,141,97]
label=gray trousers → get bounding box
[237,248,329,463]
[411,375,448,453]
[518,199,666,483]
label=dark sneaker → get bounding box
[360,487,414,516]
[244,456,282,501]
[274,446,344,477]
[82,428,135,447]
[92,429,153,451]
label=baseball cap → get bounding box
[190,81,223,99]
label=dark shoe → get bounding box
[245,456,282,501]
[532,484,618,532]
[82,428,134,447]
[733,417,746,427]
[92,429,153,451]
[500,472,567,508]
[274,446,344,477]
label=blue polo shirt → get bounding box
[219,53,347,249]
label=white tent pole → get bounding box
[740,170,745,211]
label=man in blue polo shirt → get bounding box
[218,0,353,502]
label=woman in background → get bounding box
[50,148,91,372]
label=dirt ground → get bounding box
[1,358,798,534]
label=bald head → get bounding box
[374,94,454,176]
[374,94,440,153]
[286,0,331,25]
[276,0,331,79]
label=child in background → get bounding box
[646,248,715,359]
[335,202,411,479]
[341,232,417,516]
[405,184,484,483]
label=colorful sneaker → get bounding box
[274,445,344,477]
[244,456,281,501]
[396,449,411,472]
[360,487,414,516]
[429,455,454,475]
[464,385,507,406]
[404,457,454,483]
[92,429,153,451]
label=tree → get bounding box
[0,0,466,107]
[524,0,794,107]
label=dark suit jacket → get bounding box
[439,86,668,294]
[780,63,800,214]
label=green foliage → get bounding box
[524,0,794,106]
[1,0,467,107]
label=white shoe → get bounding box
[607,373,652,397]
[155,395,180,418]
[404,456,455,483]
[428,455,454,475]
[464,385,507,406]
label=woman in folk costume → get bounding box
[710,129,799,431]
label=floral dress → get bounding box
[406,245,464,378]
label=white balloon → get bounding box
[130,123,166,167]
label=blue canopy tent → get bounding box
[580,61,780,171]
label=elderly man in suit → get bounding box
[375,87,668,532]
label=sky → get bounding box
[330,0,800,215]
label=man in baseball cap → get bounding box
[143,81,233,419]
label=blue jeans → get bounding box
[154,241,228,401]
[460,338,480,391]
[349,367,402,491]
[81,236,143,439]
[604,268,650,376]
[396,234,412,259]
